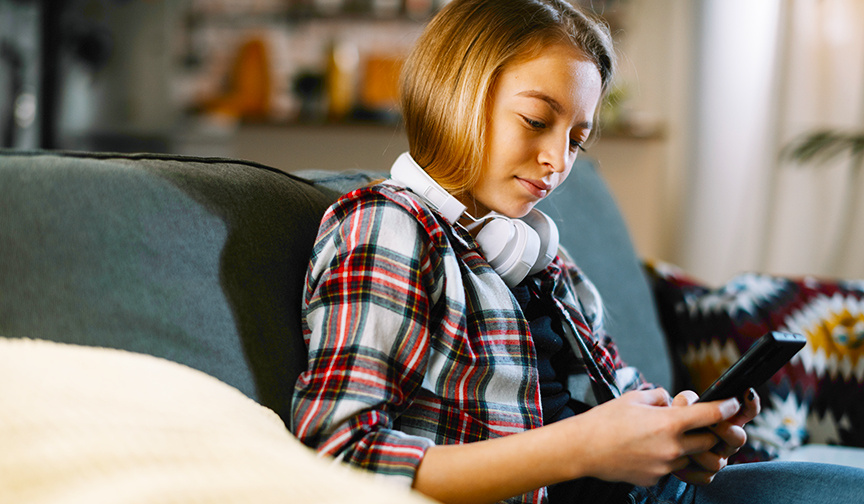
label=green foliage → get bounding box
[783,130,864,167]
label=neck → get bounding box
[454,193,491,224]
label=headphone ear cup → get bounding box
[520,210,559,275]
[476,218,541,288]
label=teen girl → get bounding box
[292,1,864,503]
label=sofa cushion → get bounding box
[0,150,336,426]
[649,262,864,461]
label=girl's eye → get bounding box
[522,116,546,130]
[522,114,587,153]
[570,139,587,153]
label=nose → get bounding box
[537,133,571,174]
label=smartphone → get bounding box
[696,331,806,403]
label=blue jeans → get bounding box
[628,462,864,504]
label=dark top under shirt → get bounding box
[511,282,578,423]
[511,281,635,504]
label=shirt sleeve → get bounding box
[291,193,440,487]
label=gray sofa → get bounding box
[0,149,672,415]
[1,149,860,501]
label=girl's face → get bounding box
[461,43,603,219]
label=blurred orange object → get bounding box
[326,41,359,121]
[202,38,272,122]
[359,55,404,112]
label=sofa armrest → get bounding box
[0,150,338,429]
[645,260,864,462]
[0,337,436,504]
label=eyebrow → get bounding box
[516,90,593,129]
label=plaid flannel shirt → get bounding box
[291,182,644,504]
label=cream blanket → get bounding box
[0,337,437,504]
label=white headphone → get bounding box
[389,152,559,287]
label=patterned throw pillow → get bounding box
[646,262,864,462]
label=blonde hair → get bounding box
[399,0,615,196]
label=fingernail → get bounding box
[747,388,756,401]
[720,398,740,417]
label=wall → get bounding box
[593,0,695,265]
[42,0,696,269]
[178,0,692,266]
[0,0,42,149]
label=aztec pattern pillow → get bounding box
[646,262,864,462]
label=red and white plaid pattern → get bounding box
[292,183,641,504]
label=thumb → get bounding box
[681,398,741,431]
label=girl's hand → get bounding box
[567,389,741,487]
[413,388,744,504]
[671,389,761,485]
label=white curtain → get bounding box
[678,0,782,285]
[761,0,864,280]
[679,0,864,284]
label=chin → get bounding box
[495,204,534,219]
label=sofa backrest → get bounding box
[537,159,672,389]
[0,150,336,426]
[0,150,672,433]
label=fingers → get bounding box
[672,390,698,407]
[688,447,728,473]
[704,389,757,460]
[657,389,673,407]
[729,388,761,427]
[709,423,747,456]
[681,428,720,456]
[673,462,719,486]
[674,443,730,486]
[625,388,673,406]
[676,441,733,486]
[670,455,691,474]
[678,398,740,431]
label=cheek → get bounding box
[553,165,573,191]
[489,123,533,163]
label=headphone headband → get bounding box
[390,152,466,224]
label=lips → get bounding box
[516,177,552,198]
